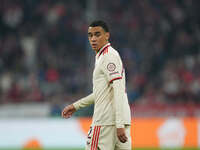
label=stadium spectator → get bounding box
[0,0,199,116]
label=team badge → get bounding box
[107,63,116,72]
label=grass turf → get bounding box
[0,148,199,150]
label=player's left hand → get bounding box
[61,104,76,119]
[117,128,128,143]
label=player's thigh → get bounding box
[98,126,116,150]
[115,126,132,150]
[85,125,115,150]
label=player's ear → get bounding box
[105,32,110,41]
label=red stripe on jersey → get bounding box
[91,126,101,150]
[91,126,97,150]
[103,48,106,55]
[94,126,101,150]
[98,44,110,57]
[109,77,122,83]
[92,127,98,150]
[103,48,108,55]
[106,48,108,54]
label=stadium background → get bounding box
[0,0,199,149]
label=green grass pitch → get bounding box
[0,148,199,150]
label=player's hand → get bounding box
[117,128,128,143]
[61,104,76,119]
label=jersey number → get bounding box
[87,127,92,138]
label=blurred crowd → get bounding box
[0,0,88,106]
[0,0,199,116]
[97,0,199,102]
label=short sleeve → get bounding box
[101,54,123,83]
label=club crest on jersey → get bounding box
[107,63,116,72]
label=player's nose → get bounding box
[91,36,97,42]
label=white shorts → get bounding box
[85,125,131,150]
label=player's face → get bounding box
[88,26,110,53]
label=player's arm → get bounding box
[101,54,127,143]
[112,79,128,143]
[62,93,94,118]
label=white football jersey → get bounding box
[91,43,131,126]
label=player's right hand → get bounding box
[117,128,128,143]
[61,104,76,119]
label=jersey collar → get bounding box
[96,43,111,58]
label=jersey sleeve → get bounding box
[101,53,126,128]
[101,54,123,83]
[112,79,125,128]
[73,93,94,110]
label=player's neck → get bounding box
[96,42,109,54]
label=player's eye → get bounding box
[95,32,101,37]
[88,33,92,38]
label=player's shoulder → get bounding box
[104,46,120,58]
[100,46,121,65]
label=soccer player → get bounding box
[62,20,131,150]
